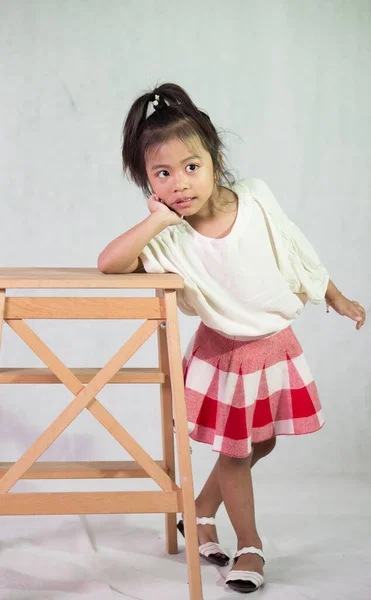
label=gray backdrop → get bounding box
[0,1,370,493]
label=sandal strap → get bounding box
[196,517,216,525]
[235,546,265,564]
[199,541,228,558]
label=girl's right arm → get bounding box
[97,194,181,274]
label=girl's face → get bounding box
[145,136,217,217]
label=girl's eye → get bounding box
[186,164,199,172]
[157,170,170,178]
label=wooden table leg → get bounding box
[164,290,203,600]
[157,289,178,555]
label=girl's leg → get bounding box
[195,437,276,546]
[194,458,223,546]
[218,453,264,575]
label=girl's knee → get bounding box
[218,437,276,466]
[253,436,277,457]
[218,453,252,468]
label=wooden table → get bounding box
[0,268,202,599]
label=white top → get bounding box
[140,178,330,339]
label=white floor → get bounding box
[0,476,370,600]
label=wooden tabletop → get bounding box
[0,268,184,289]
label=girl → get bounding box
[98,83,366,594]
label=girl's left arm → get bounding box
[325,280,366,330]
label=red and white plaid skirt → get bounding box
[182,323,324,458]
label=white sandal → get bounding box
[177,517,230,567]
[225,546,265,593]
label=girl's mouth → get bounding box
[174,197,194,208]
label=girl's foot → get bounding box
[177,512,229,566]
[196,515,219,546]
[231,551,264,576]
[195,504,229,564]
[226,545,265,593]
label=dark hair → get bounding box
[122,83,234,196]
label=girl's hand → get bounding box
[147,194,183,226]
[330,294,366,330]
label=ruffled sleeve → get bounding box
[140,232,169,274]
[247,178,330,304]
[139,230,198,316]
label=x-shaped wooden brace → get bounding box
[0,317,177,494]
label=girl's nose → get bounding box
[174,174,189,192]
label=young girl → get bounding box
[98,83,366,594]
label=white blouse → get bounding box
[140,178,330,339]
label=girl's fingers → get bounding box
[355,309,366,329]
[357,308,366,322]
[350,301,366,320]
[352,301,366,315]
[344,300,366,330]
